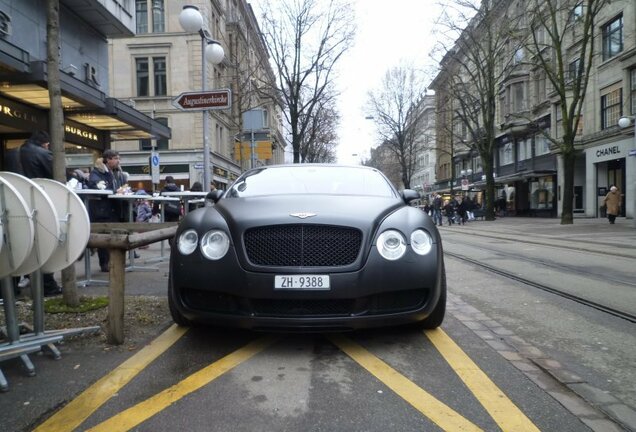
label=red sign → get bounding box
[172,89,231,110]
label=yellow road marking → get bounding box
[87,335,277,432]
[328,333,482,432]
[426,328,540,432]
[34,324,188,432]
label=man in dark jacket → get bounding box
[20,130,54,179]
[18,131,61,296]
[157,176,182,222]
[87,149,125,271]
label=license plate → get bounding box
[274,275,330,290]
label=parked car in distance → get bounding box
[169,164,446,331]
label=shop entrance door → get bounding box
[607,158,626,216]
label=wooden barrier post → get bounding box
[88,223,178,345]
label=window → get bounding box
[152,0,165,32]
[135,56,167,97]
[602,14,623,61]
[473,156,482,173]
[140,117,169,150]
[153,57,166,96]
[512,82,526,112]
[535,132,550,156]
[136,58,148,96]
[569,2,583,23]
[600,84,622,130]
[513,48,524,65]
[568,58,582,82]
[499,142,513,166]
[630,69,636,115]
[517,138,532,161]
[136,0,147,34]
[136,0,164,34]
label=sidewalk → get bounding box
[73,240,172,297]
[439,216,636,258]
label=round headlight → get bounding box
[411,229,433,255]
[200,230,230,260]
[177,229,199,255]
[377,230,406,260]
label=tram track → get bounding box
[439,227,636,260]
[445,250,636,324]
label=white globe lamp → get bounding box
[179,5,203,33]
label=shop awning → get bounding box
[0,61,170,142]
[472,170,556,187]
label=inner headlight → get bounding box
[200,230,230,260]
[377,230,406,260]
[411,229,433,255]
[177,229,199,255]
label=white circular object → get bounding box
[0,172,60,275]
[617,116,633,129]
[179,5,203,33]
[33,179,91,273]
[205,43,224,64]
[0,177,34,278]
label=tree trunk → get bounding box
[48,0,79,306]
[560,150,575,225]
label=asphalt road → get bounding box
[1,217,634,431]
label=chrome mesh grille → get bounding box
[244,224,362,267]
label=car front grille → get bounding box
[243,224,362,267]
[182,288,428,318]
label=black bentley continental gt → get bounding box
[168,164,446,331]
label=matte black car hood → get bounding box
[214,194,403,231]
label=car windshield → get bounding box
[226,165,396,198]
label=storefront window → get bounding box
[530,176,554,209]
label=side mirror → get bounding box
[206,189,223,204]
[402,189,420,204]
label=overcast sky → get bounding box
[249,0,443,164]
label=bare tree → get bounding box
[367,65,429,189]
[48,0,79,306]
[300,94,339,163]
[258,0,355,163]
[522,0,610,224]
[431,0,521,220]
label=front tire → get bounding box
[419,263,446,329]
[168,273,192,327]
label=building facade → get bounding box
[0,0,170,174]
[107,0,285,192]
[430,0,636,219]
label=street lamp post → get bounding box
[179,5,225,193]
[618,115,635,227]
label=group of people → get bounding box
[425,192,481,226]
[9,130,212,298]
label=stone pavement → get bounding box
[73,240,172,297]
[438,215,636,258]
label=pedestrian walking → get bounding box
[432,192,443,226]
[603,185,621,224]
